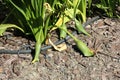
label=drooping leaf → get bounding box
[75,39,94,56]
[0,24,24,36]
[75,19,90,36]
[59,26,94,57]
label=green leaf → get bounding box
[75,19,90,36]
[75,39,94,56]
[59,26,94,57]
[0,24,24,36]
[96,4,109,9]
[9,0,27,20]
[60,23,67,39]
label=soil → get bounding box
[0,2,120,80]
[0,17,120,80]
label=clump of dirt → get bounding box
[0,17,120,80]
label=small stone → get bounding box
[0,67,4,73]
[72,69,79,74]
[47,53,53,58]
[86,25,91,28]
[45,60,52,70]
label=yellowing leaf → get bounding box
[49,38,67,51]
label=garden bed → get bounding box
[0,0,120,80]
[0,17,120,80]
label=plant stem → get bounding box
[32,42,41,63]
[59,27,77,41]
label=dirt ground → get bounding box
[0,16,120,80]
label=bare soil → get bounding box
[0,17,120,80]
